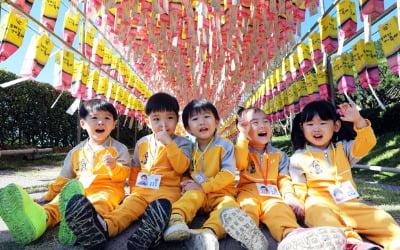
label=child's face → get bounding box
[146,110,178,135]
[302,114,341,150]
[80,110,117,145]
[243,109,272,147]
[186,110,219,142]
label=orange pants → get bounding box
[104,186,181,237]
[237,189,300,242]
[171,189,238,239]
[44,191,119,228]
[305,197,400,249]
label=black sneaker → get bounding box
[65,194,108,249]
[127,198,171,250]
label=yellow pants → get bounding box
[237,189,300,242]
[171,189,238,239]
[104,186,181,237]
[305,198,400,249]
[44,191,118,228]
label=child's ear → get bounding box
[144,118,151,129]
[79,119,86,129]
[334,120,341,132]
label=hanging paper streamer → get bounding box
[71,60,89,98]
[102,47,112,73]
[92,38,105,67]
[308,31,323,65]
[86,69,99,100]
[358,0,384,22]
[9,0,34,14]
[297,43,312,74]
[0,11,28,62]
[40,0,61,31]
[319,15,338,55]
[332,53,356,101]
[315,63,331,99]
[288,82,300,113]
[296,78,309,110]
[95,76,109,99]
[337,0,357,40]
[282,58,293,87]
[53,49,74,90]
[79,25,95,58]
[289,53,300,80]
[304,71,320,102]
[62,9,80,46]
[110,54,120,78]
[378,16,400,76]
[305,0,319,16]
[20,34,54,78]
[351,39,380,88]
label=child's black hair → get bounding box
[182,99,220,129]
[235,106,268,125]
[79,99,118,120]
[145,92,179,116]
[291,100,356,150]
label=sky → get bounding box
[0,0,397,87]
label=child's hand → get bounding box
[284,193,305,221]
[103,154,116,169]
[338,102,367,129]
[34,196,48,205]
[155,122,173,145]
[180,179,203,194]
[237,119,250,140]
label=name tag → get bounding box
[256,183,281,197]
[136,172,161,189]
[329,181,359,204]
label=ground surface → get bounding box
[0,166,278,250]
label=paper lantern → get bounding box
[0,11,28,62]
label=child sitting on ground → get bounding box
[290,100,400,249]
[163,98,257,249]
[220,107,346,250]
[64,92,192,249]
[0,99,131,245]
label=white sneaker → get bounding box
[163,221,190,242]
[278,226,346,250]
[185,229,219,250]
[220,206,269,250]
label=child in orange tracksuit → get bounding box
[64,92,192,250]
[163,99,241,249]
[220,107,346,250]
[0,99,131,246]
[290,100,400,250]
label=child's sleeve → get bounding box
[289,154,308,203]
[234,137,250,170]
[345,120,377,165]
[277,151,296,197]
[108,143,131,182]
[128,142,141,191]
[44,150,76,201]
[166,137,192,174]
[201,142,236,193]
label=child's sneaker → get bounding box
[346,238,383,250]
[185,229,219,250]
[0,183,47,244]
[278,226,346,250]
[58,179,85,245]
[65,194,108,249]
[164,213,190,242]
[127,198,171,250]
[220,206,268,250]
